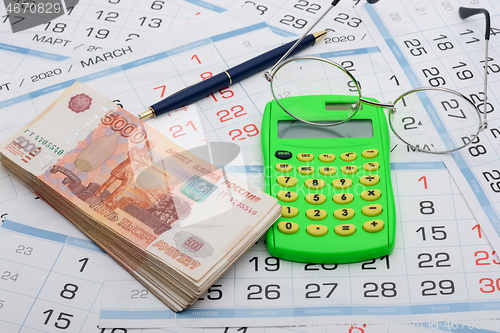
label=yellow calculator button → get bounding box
[318,154,335,162]
[305,178,325,189]
[298,166,314,175]
[334,224,356,236]
[332,178,353,189]
[306,209,327,220]
[319,166,337,176]
[281,206,299,218]
[278,221,299,234]
[277,191,298,202]
[361,189,381,201]
[277,176,297,187]
[363,220,384,233]
[340,152,357,161]
[275,163,292,172]
[362,204,383,217]
[305,193,326,205]
[307,224,328,237]
[363,162,380,171]
[297,153,314,162]
[333,193,354,204]
[341,165,358,174]
[360,175,380,186]
[334,208,355,220]
[362,149,379,158]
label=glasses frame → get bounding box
[264,1,490,154]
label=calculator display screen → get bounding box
[277,120,373,139]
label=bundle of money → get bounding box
[0,82,281,311]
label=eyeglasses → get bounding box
[264,1,490,154]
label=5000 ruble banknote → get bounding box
[0,82,280,311]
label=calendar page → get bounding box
[2,197,499,333]
[357,0,500,257]
[0,0,214,81]
[85,31,500,329]
[171,0,368,38]
[1,1,500,332]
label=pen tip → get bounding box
[313,30,328,41]
[139,107,155,121]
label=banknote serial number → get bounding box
[23,129,64,154]
[219,191,258,215]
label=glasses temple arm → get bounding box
[460,6,490,129]
[265,0,340,81]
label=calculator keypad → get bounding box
[306,225,328,237]
[278,221,299,234]
[297,153,314,162]
[273,148,386,243]
[281,206,298,218]
[319,166,336,175]
[334,224,356,236]
[333,193,354,204]
[277,176,297,187]
[363,220,384,233]
[306,209,327,220]
[276,163,293,172]
[305,193,326,205]
[277,190,298,202]
[298,166,314,175]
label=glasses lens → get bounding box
[270,57,361,126]
[389,88,482,153]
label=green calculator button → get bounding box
[281,206,298,218]
[306,224,328,237]
[277,176,297,187]
[363,161,380,171]
[341,165,358,174]
[319,166,337,176]
[334,208,355,220]
[276,163,293,172]
[319,154,335,162]
[363,220,384,233]
[298,166,314,175]
[305,178,325,189]
[362,204,383,217]
[361,189,381,201]
[277,190,298,202]
[278,221,299,234]
[305,193,326,205]
[362,149,379,158]
[360,175,380,186]
[333,193,354,204]
[332,178,352,189]
[306,208,327,220]
[340,152,357,161]
[297,153,314,162]
[334,224,356,236]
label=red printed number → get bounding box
[170,120,197,138]
[154,85,166,98]
[418,176,428,189]
[229,124,259,141]
[479,278,500,293]
[217,105,247,122]
[472,224,483,238]
[475,250,500,266]
[191,54,201,64]
[209,87,234,102]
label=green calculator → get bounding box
[261,95,396,264]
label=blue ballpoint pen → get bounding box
[138,30,327,120]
